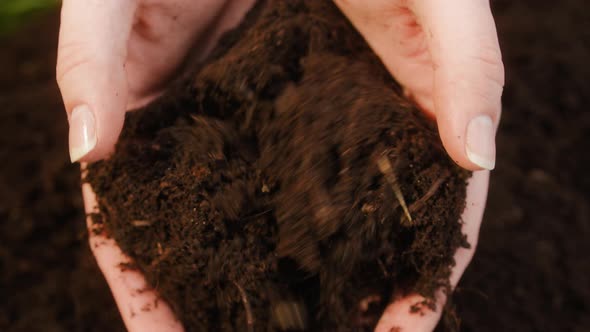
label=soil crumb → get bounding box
[87,1,469,331]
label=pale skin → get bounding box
[57,1,504,331]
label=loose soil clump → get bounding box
[87,1,469,331]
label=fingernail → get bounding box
[465,115,496,170]
[69,104,97,162]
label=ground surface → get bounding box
[0,1,588,331]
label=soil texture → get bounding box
[87,1,468,331]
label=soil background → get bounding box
[0,1,588,331]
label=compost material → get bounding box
[86,1,469,331]
[3,0,590,332]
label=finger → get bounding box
[81,173,184,332]
[57,0,138,162]
[411,0,504,170]
[448,170,488,287]
[125,0,256,107]
[375,171,489,332]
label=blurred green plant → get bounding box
[0,0,60,35]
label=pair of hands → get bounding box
[57,0,503,331]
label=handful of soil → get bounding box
[87,1,470,331]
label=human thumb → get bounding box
[414,0,504,170]
[56,0,138,162]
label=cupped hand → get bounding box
[65,0,503,331]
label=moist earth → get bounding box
[86,1,468,331]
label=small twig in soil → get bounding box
[272,301,307,331]
[149,247,172,269]
[242,105,256,130]
[241,208,273,221]
[261,183,270,193]
[377,155,412,223]
[232,280,254,332]
[358,294,382,313]
[131,219,152,227]
[408,170,450,214]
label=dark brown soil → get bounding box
[86,1,469,331]
[450,1,590,331]
[1,0,589,332]
[0,13,124,332]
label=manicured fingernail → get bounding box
[69,104,97,162]
[465,115,496,170]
